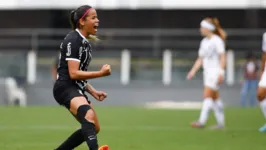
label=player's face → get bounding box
[84,9,99,35]
[200,27,211,37]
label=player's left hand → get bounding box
[91,91,107,101]
[218,75,224,85]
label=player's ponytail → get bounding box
[88,35,100,42]
[70,10,77,30]
[212,17,227,41]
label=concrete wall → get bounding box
[0,80,244,107]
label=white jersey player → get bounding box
[187,17,226,129]
[257,32,266,132]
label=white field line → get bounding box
[145,101,202,109]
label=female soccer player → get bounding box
[187,17,226,129]
[53,5,110,150]
[257,32,266,132]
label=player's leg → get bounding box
[53,83,86,150]
[69,96,99,150]
[88,103,100,134]
[55,128,84,150]
[211,91,225,129]
[88,103,109,150]
[249,80,258,106]
[55,100,103,150]
[257,85,266,132]
[55,96,91,150]
[240,80,249,106]
[191,86,214,128]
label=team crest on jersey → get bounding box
[66,42,71,56]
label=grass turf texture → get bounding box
[0,106,265,150]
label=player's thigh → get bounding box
[69,96,90,115]
[257,86,266,101]
[203,72,219,99]
[258,74,266,101]
[203,86,216,99]
[213,91,220,100]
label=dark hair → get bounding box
[70,5,92,30]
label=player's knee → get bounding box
[85,110,100,133]
[203,87,215,99]
[77,105,93,123]
[257,88,265,101]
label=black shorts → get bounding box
[53,80,90,109]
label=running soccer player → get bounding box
[53,5,110,150]
[257,32,266,132]
[187,17,226,129]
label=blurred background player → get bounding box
[240,51,258,106]
[257,32,266,132]
[53,5,110,150]
[187,17,226,129]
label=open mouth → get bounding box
[93,24,99,30]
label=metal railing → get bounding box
[0,28,264,57]
[0,28,263,85]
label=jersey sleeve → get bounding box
[198,40,204,57]
[65,38,81,62]
[262,33,266,52]
[215,37,225,54]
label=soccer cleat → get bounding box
[99,145,109,150]
[190,121,204,128]
[259,124,266,133]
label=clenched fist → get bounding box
[100,64,111,76]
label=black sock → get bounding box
[81,121,99,150]
[55,129,84,150]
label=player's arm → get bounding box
[51,55,59,80]
[190,56,203,75]
[51,64,57,80]
[187,43,203,80]
[219,53,226,74]
[66,40,110,80]
[261,52,266,72]
[84,83,97,94]
[217,39,226,76]
[68,61,105,80]
[189,41,204,75]
[260,33,266,76]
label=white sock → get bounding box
[213,99,225,126]
[260,99,266,119]
[198,98,213,125]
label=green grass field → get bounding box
[0,106,265,150]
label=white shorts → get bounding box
[203,69,220,91]
[259,71,266,88]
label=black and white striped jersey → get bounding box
[57,29,92,90]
